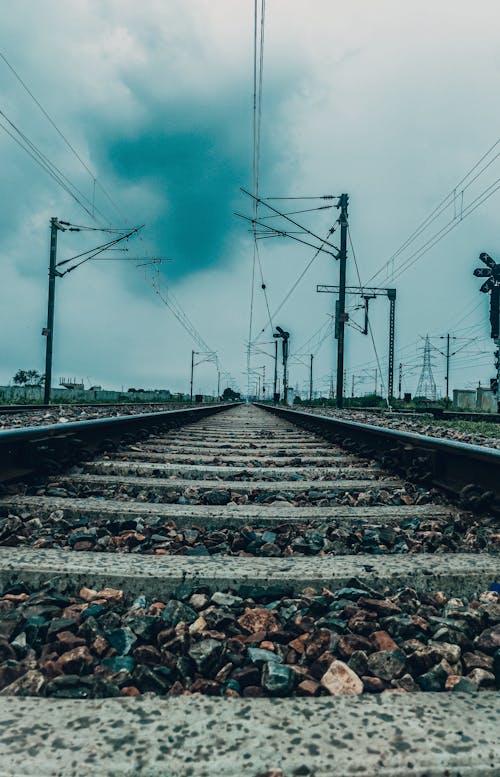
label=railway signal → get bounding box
[474,251,500,409]
[273,326,290,405]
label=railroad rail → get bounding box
[312,404,500,424]
[0,403,498,776]
[0,403,230,483]
[258,404,500,512]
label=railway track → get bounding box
[323,405,500,424]
[0,402,191,414]
[0,403,498,776]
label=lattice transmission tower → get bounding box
[415,335,437,400]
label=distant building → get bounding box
[453,387,496,412]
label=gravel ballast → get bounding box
[0,579,499,699]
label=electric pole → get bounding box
[41,217,144,406]
[398,362,402,400]
[283,336,289,405]
[336,194,349,408]
[433,333,464,404]
[43,217,62,405]
[190,350,195,401]
[494,344,500,413]
[273,340,278,402]
[317,283,396,403]
[387,289,396,401]
[444,334,451,405]
[309,354,313,402]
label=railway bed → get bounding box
[0,401,195,415]
[0,403,498,776]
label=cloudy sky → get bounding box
[1,0,500,398]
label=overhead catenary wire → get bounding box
[242,188,340,252]
[367,133,500,287]
[58,221,131,234]
[247,0,271,396]
[258,205,335,220]
[0,49,125,222]
[144,265,227,376]
[0,111,107,223]
[236,211,338,256]
[386,173,500,284]
[291,316,333,359]
[263,195,338,200]
[252,0,273,336]
[252,225,338,342]
[56,225,144,275]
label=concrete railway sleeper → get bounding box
[0,403,498,776]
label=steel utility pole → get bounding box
[387,289,396,400]
[190,350,195,401]
[494,341,500,413]
[309,354,314,402]
[318,283,397,403]
[444,334,451,405]
[273,340,278,402]
[283,337,289,405]
[336,194,349,408]
[43,217,63,405]
[433,333,459,405]
[398,363,403,400]
[42,218,144,406]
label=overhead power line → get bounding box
[291,317,333,358]
[0,110,109,223]
[0,49,125,222]
[56,225,144,276]
[264,195,338,200]
[247,0,270,397]
[144,266,227,375]
[367,134,500,286]
[242,188,340,252]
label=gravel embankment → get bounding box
[299,407,500,449]
[0,581,498,698]
[0,403,198,431]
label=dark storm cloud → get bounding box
[104,121,249,277]
[86,79,292,281]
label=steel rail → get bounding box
[0,403,234,483]
[256,404,500,510]
[337,405,500,423]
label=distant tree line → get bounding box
[12,369,44,387]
